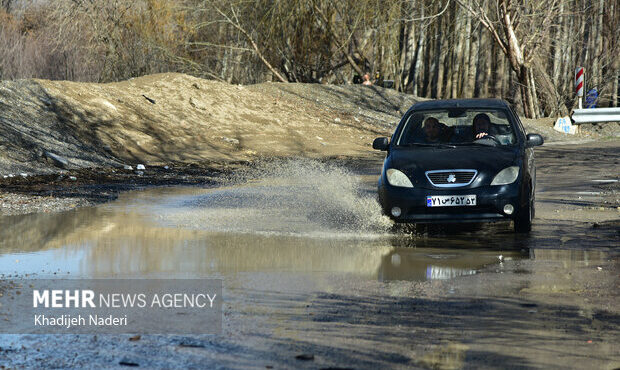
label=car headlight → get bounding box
[491,166,519,185]
[386,168,414,188]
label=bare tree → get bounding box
[1,0,618,113]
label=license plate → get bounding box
[426,195,476,207]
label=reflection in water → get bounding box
[427,266,476,280]
[529,248,610,266]
[377,249,523,281]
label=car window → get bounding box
[396,108,517,146]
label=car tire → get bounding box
[514,187,533,233]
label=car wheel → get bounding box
[514,187,533,233]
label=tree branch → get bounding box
[455,0,508,55]
[215,5,288,83]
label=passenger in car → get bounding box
[423,117,452,143]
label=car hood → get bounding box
[389,146,519,174]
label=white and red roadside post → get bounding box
[575,66,584,109]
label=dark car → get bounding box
[372,99,544,232]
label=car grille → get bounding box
[425,170,477,187]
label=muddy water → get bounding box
[0,156,618,369]
[0,182,510,280]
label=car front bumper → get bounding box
[378,183,521,224]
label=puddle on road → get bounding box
[0,186,514,281]
[0,159,614,282]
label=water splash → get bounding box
[159,158,392,237]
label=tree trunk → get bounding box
[451,9,463,98]
[407,4,425,96]
[529,66,540,117]
[591,0,604,89]
[431,10,443,98]
[442,12,452,98]
[508,68,521,111]
[421,22,433,97]
[515,69,527,116]
[613,73,619,107]
[561,12,574,100]
[397,10,414,92]
[532,59,568,116]
[461,12,472,97]
[492,45,503,98]
[474,26,486,97]
[552,0,566,87]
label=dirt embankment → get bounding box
[0,73,418,176]
[1,72,615,177]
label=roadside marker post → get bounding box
[575,67,584,109]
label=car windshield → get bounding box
[396,108,517,146]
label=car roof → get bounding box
[409,98,511,110]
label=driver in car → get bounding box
[473,113,493,139]
[423,117,442,143]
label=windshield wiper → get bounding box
[454,142,508,148]
[454,142,490,146]
[402,143,456,149]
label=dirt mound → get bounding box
[0,73,414,175]
[0,73,613,175]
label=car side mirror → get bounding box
[372,137,389,151]
[525,133,544,148]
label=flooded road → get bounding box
[0,186,525,281]
[0,158,524,280]
[0,144,618,369]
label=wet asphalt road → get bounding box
[0,141,618,369]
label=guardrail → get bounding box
[571,108,620,125]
